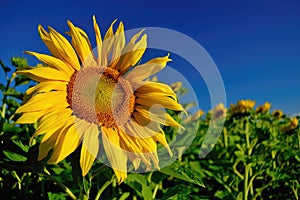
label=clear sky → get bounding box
[1,0,300,115]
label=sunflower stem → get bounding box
[91,164,106,178]
[1,72,16,119]
[94,175,115,200]
[152,184,159,199]
[43,168,77,200]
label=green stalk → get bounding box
[78,192,89,200]
[94,175,115,200]
[1,72,16,118]
[244,119,251,200]
[223,127,228,149]
[152,183,160,199]
[298,129,300,152]
[244,164,249,200]
[43,168,77,200]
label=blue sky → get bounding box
[1,0,300,114]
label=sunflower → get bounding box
[15,16,184,183]
[272,109,283,119]
[288,117,299,130]
[256,102,271,114]
[212,103,226,119]
[230,99,255,114]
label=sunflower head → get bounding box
[212,103,226,119]
[272,109,283,119]
[15,16,184,183]
[289,117,299,130]
[230,99,255,115]
[256,102,271,114]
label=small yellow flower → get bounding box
[272,109,283,119]
[212,103,226,119]
[256,102,271,114]
[15,16,184,183]
[230,99,255,114]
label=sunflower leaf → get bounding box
[14,75,31,87]
[3,150,27,162]
[2,88,23,100]
[124,174,152,199]
[160,161,205,187]
[160,184,191,200]
[12,140,29,152]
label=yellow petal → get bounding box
[136,137,159,169]
[117,128,142,154]
[127,154,141,170]
[101,127,127,183]
[17,67,70,82]
[132,158,141,170]
[23,81,67,103]
[15,109,49,124]
[117,31,147,74]
[152,131,172,156]
[80,123,100,176]
[38,25,61,60]
[15,91,68,113]
[135,81,177,100]
[136,92,184,111]
[117,127,151,167]
[48,26,81,70]
[134,105,183,128]
[93,15,102,65]
[125,54,171,82]
[110,22,125,68]
[124,119,159,138]
[101,20,117,67]
[31,109,73,142]
[67,21,96,67]
[118,127,158,170]
[26,81,66,95]
[48,122,82,164]
[38,128,60,161]
[25,51,74,76]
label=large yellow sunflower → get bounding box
[15,16,184,183]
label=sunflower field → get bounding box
[1,57,299,200]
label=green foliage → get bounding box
[1,58,299,199]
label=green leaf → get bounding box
[0,83,5,91]
[234,150,247,162]
[6,98,20,109]
[14,75,30,87]
[214,190,231,199]
[125,174,153,200]
[119,192,130,200]
[3,150,27,162]
[2,88,23,100]
[11,57,28,68]
[52,167,64,175]
[2,122,22,133]
[47,192,67,200]
[13,140,29,152]
[161,184,191,200]
[160,161,204,187]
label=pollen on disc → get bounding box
[67,67,135,128]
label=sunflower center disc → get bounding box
[67,67,135,128]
